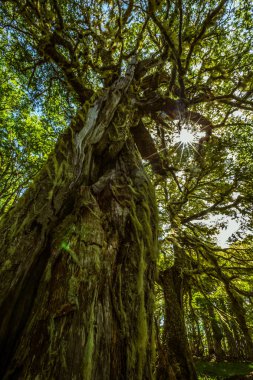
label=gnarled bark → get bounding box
[0,72,158,379]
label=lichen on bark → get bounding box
[0,67,159,379]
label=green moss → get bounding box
[92,245,101,272]
[68,275,80,307]
[46,164,54,181]
[137,303,148,379]
[44,261,52,282]
[127,344,137,373]
[47,189,53,201]
[11,212,32,238]
[136,242,148,380]
[52,214,76,248]
[137,242,146,294]
[48,317,55,357]
[150,319,156,371]
[126,183,139,196]
[60,241,80,266]
[60,241,70,251]
[0,259,12,273]
[60,342,68,370]
[141,202,153,244]
[196,361,253,379]
[112,268,127,334]
[129,210,143,236]
[83,295,96,380]
[112,175,157,379]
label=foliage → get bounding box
[0,26,73,213]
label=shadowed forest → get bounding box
[0,1,253,379]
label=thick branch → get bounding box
[131,120,166,176]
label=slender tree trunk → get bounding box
[201,315,214,359]
[222,319,238,360]
[186,293,204,358]
[190,319,204,358]
[207,304,225,361]
[219,299,240,360]
[225,288,253,360]
[0,72,158,379]
[158,267,197,380]
[208,255,253,360]
[191,316,204,358]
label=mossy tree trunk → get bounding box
[202,313,220,360]
[187,306,204,358]
[0,72,158,379]
[208,255,253,361]
[207,304,225,361]
[218,299,242,360]
[157,266,197,380]
[220,318,239,360]
[224,287,253,360]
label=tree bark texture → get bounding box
[158,267,197,380]
[0,70,158,379]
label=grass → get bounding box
[196,361,253,379]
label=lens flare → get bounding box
[179,128,195,144]
[173,126,201,162]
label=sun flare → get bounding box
[172,126,200,161]
[179,128,195,144]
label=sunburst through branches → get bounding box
[178,128,196,145]
[172,123,206,163]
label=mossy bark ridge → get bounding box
[0,66,158,379]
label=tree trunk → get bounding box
[187,310,204,358]
[219,299,240,360]
[158,267,197,380]
[0,72,158,379]
[225,287,253,360]
[201,314,215,359]
[208,255,253,361]
[207,304,225,361]
[222,319,239,360]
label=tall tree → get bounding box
[0,0,253,379]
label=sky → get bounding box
[216,218,239,248]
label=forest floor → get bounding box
[196,361,253,379]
